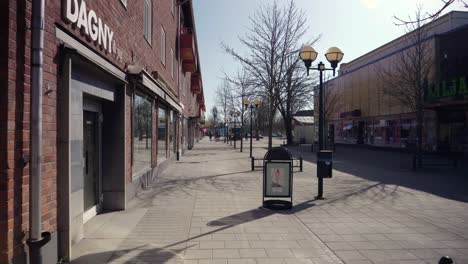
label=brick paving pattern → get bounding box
[73,139,468,264]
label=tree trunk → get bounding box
[268,114,273,149]
[283,116,293,145]
[416,107,424,167]
[267,98,274,149]
[240,104,244,152]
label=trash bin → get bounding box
[317,150,333,178]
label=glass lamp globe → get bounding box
[325,47,344,65]
[299,46,318,63]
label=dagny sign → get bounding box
[63,0,115,53]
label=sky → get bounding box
[192,0,467,115]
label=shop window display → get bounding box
[132,93,152,176]
[158,107,167,163]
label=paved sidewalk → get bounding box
[73,138,468,264]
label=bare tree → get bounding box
[277,57,315,145]
[378,7,433,165]
[215,80,232,139]
[395,0,467,25]
[208,106,219,128]
[321,77,343,127]
[222,0,314,149]
[225,70,255,151]
[314,78,343,148]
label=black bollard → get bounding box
[439,256,454,264]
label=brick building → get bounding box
[322,11,468,153]
[0,0,205,262]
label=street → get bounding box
[72,138,468,264]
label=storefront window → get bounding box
[132,93,152,176]
[400,119,416,148]
[158,107,167,163]
[169,111,176,155]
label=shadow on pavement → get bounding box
[207,199,317,228]
[72,244,192,264]
[287,145,468,203]
[134,170,253,204]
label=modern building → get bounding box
[0,0,205,263]
[322,11,468,153]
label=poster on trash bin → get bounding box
[264,162,291,197]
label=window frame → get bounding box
[157,105,168,164]
[171,0,175,16]
[120,0,128,9]
[161,26,166,66]
[171,48,174,79]
[144,0,152,45]
[131,91,153,179]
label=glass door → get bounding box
[83,111,99,211]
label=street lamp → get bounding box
[300,45,344,200]
[243,98,262,158]
[231,111,240,149]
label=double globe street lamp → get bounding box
[299,46,344,199]
[243,98,262,158]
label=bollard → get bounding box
[251,157,255,171]
[439,256,454,264]
[300,157,303,172]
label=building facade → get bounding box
[0,0,205,263]
[322,11,468,153]
[292,110,315,144]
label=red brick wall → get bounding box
[1,0,203,262]
[50,0,180,97]
[0,0,10,260]
[1,0,34,262]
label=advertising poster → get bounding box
[264,162,291,197]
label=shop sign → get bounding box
[63,0,114,54]
[427,77,468,101]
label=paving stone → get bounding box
[212,249,239,258]
[334,250,368,261]
[71,140,468,264]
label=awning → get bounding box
[293,116,314,124]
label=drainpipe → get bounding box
[27,0,51,263]
[176,0,181,160]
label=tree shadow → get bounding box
[72,244,193,264]
[287,145,468,202]
[134,170,254,205]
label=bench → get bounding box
[412,153,458,170]
[251,156,303,172]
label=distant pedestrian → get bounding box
[208,131,212,141]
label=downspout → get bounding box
[28,0,51,263]
[176,0,182,160]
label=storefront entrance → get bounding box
[83,110,102,222]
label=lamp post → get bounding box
[300,46,344,200]
[231,111,240,149]
[243,98,262,158]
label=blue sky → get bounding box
[192,0,466,114]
